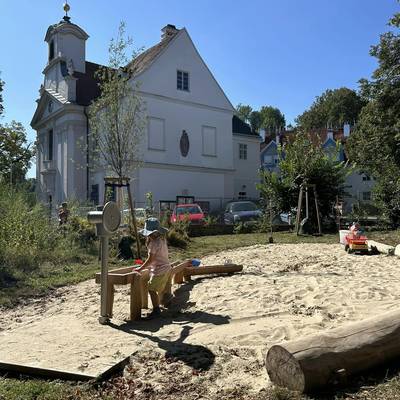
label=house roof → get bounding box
[74,61,103,106]
[72,29,182,107]
[232,115,259,137]
[126,29,181,76]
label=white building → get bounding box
[31,14,261,212]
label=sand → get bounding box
[1,243,400,397]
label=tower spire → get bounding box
[63,1,71,22]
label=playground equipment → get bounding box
[295,183,322,236]
[88,201,121,324]
[340,223,369,254]
[95,261,243,321]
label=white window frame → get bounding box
[177,70,190,91]
[202,125,217,157]
[147,117,166,151]
[239,143,247,160]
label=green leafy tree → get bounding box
[347,12,400,226]
[259,105,285,133]
[89,21,146,255]
[0,121,34,185]
[235,104,252,123]
[249,110,262,132]
[296,88,365,130]
[257,133,347,225]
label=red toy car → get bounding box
[170,203,205,225]
[344,223,369,254]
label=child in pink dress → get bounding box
[137,218,171,318]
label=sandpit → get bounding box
[1,243,400,396]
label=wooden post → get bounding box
[140,270,149,309]
[295,186,304,235]
[126,180,141,258]
[130,273,142,321]
[313,185,322,235]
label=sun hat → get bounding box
[139,217,169,237]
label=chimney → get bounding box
[161,24,178,40]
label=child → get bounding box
[137,218,171,319]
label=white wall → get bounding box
[233,134,261,199]
[136,29,234,112]
[143,94,234,171]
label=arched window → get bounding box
[49,40,55,61]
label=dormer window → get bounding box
[49,40,55,61]
[177,70,189,91]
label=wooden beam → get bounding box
[184,264,243,277]
[129,273,142,321]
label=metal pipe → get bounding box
[99,235,109,324]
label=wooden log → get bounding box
[184,264,243,277]
[129,273,142,321]
[265,309,400,393]
[395,244,400,257]
[367,240,394,255]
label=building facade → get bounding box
[31,15,260,212]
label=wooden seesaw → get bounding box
[95,261,243,321]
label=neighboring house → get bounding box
[31,12,261,212]
[259,126,376,214]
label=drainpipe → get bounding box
[84,107,90,201]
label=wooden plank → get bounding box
[265,308,400,393]
[0,361,96,381]
[106,283,114,317]
[184,264,243,276]
[367,240,395,255]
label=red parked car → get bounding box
[170,204,205,225]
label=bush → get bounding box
[234,222,258,234]
[64,216,96,247]
[167,229,189,248]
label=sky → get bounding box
[0,0,399,178]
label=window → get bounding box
[90,184,99,205]
[48,129,53,161]
[49,41,54,61]
[202,126,217,156]
[239,143,247,160]
[362,191,371,201]
[238,192,247,200]
[362,175,371,181]
[148,117,165,151]
[177,70,189,91]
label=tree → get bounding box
[296,88,365,131]
[257,132,347,225]
[259,105,285,133]
[89,21,146,254]
[0,121,34,185]
[249,110,262,132]
[236,104,252,123]
[347,12,400,226]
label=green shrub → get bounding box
[167,229,189,248]
[233,222,258,234]
[64,216,96,247]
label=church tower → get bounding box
[31,3,92,208]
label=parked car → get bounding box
[170,203,205,225]
[223,201,262,225]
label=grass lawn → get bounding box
[1,230,400,400]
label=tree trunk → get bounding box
[367,240,394,255]
[265,309,400,393]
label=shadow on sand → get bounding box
[109,277,231,371]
